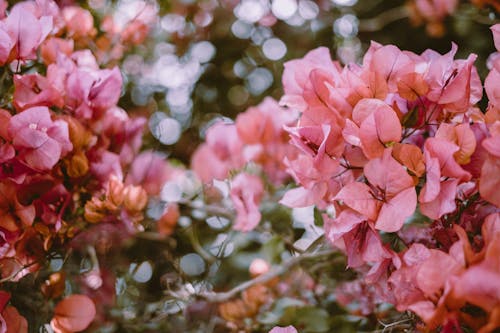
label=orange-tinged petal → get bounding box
[392,143,425,177]
[52,295,96,332]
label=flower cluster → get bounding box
[0,1,171,331]
[278,25,500,331]
[191,97,298,231]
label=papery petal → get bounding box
[424,138,471,181]
[392,143,425,177]
[334,182,380,220]
[420,179,459,220]
[359,101,402,159]
[280,183,327,208]
[416,249,462,299]
[52,295,96,332]
[376,187,416,232]
[419,150,441,203]
[365,149,414,197]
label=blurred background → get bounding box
[101,0,498,163]
[41,0,497,331]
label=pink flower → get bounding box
[8,106,72,170]
[269,326,297,333]
[13,73,64,110]
[125,151,178,196]
[51,294,96,333]
[65,67,123,119]
[230,173,264,232]
[1,4,53,63]
[61,7,96,39]
[191,122,245,182]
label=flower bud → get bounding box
[84,198,106,223]
[249,258,270,277]
[107,176,125,207]
[157,203,179,236]
[61,116,93,150]
[41,272,66,299]
[66,151,89,178]
[123,185,148,212]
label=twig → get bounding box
[200,249,335,303]
[358,6,409,32]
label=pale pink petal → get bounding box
[376,187,416,232]
[334,182,380,221]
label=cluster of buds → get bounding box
[84,177,148,228]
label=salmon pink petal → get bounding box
[52,294,96,332]
[480,155,500,207]
[424,138,471,181]
[376,187,416,232]
[365,149,414,197]
[416,249,462,299]
[334,182,380,220]
[369,44,414,92]
[392,143,425,177]
[280,183,327,208]
[419,150,441,203]
[420,179,459,220]
[325,209,366,243]
[454,265,500,311]
[3,306,28,333]
[359,101,402,158]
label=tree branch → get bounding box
[200,249,335,303]
[358,6,409,32]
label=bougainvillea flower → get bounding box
[3,4,53,62]
[0,181,35,237]
[363,43,414,93]
[423,44,482,112]
[351,99,402,159]
[0,291,28,333]
[98,107,146,165]
[65,67,122,119]
[61,6,96,39]
[13,73,64,110]
[126,151,179,195]
[423,137,471,181]
[89,151,123,185]
[191,122,245,182]
[40,37,74,64]
[480,131,500,207]
[364,149,417,232]
[269,326,297,333]
[51,294,96,333]
[8,106,72,170]
[230,173,264,232]
[281,47,341,113]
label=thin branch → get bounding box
[200,249,335,303]
[358,6,410,32]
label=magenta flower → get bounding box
[8,106,72,171]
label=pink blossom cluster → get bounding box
[278,25,500,331]
[0,1,170,331]
[192,97,298,231]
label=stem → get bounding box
[200,249,335,303]
[186,225,217,264]
[358,6,409,32]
